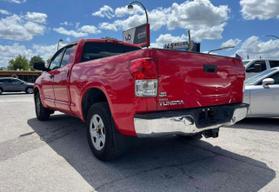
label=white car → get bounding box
[244,67,279,117]
[244,59,279,78]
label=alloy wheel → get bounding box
[27,88,33,94]
[89,114,106,151]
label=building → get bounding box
[0,70,41,83]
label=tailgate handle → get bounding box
[204,64,217,73]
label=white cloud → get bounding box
[53,25,101,38]
[99,8,167,32]
[115,5,144,17]
[3,0,26,3]
[32,44,58,61]
[53,27,86,38]
[0,12,47,41]
[98,0,230,41]
[0,43,59,67]
[25,12,47,24]
[240,0,279,20]
[92,4,144,19]
[80,25,100,34]
[221,39,241,48]
[60,21,73,26]
[99,22,118,31]
[0,44,32,67]
[92,5,114,19]
[0,9,10,15]
[236,36,279,59]
[152,34,187,48]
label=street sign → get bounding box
[123,23,150,47]
[164,41,200,52]
[164,41,189,50]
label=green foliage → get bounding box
[7,55,46,71]
[8,55,30,71]
[30,56,45,71]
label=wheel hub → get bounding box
[89,114,106,151]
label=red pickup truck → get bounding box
[33,38,248,160]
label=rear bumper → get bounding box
[134,103,248,137]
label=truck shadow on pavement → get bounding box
[27,115,276,192]
[230,118,279,132]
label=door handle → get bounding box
[204,64,217,73]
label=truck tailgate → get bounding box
[153,49,245,110]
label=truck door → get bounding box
[41,49,64,108]
[9,79,26,92]
[1,79,13,92]
[250,72,279,116]
[52,44,76,113]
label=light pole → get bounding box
[128,1,149,24]
[57,39,63,50]
[208,46,235,54]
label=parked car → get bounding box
[244,59,279,78]
[0,77,34,94]
[244,67,279,117]
[33,38,248,161]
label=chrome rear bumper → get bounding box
[134,104,248,137]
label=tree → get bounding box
[8,55,29,71]
[30,56,45,71]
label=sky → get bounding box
[0,0,279,67]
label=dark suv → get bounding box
[0,77,34,94]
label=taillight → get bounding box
[129,58,157,79]
[129,57,158,97]
[135,79,158,97]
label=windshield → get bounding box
[81,42,141,62]
[245,68,276,85]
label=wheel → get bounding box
[26,87,34,94]
[34,92,51,121]
[0,88,3,95]
[87,102,126,161]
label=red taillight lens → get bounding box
[129,58,157,79]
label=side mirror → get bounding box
[262,78,275,88]
[33,61,48,71]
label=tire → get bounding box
[86,102,126,161]
[177,133,202,140]
[0,88,3,95]
[26,87,34,94]
[34,92,51,121]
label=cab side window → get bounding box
[269,61,279,68]
[0,79,9,84]
[246,61,266,73]
[10,79,22,85]
[61,45,76,67]
[49,49,64,70]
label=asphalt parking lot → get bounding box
[0,93,278,192]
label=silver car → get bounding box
[244,67,279,117]
[0,77,34,94]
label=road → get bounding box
[0,93,278,192]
